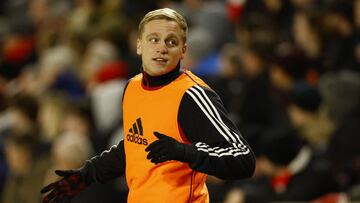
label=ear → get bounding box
[180,43,187,60]
[136,39,142,55]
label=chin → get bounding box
[149,68,172,76]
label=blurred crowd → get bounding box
[0,0,359,203]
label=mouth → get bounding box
[152,57,168,64]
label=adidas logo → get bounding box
[126,118,148,146]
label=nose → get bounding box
[156,41,168,54]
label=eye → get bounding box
[166,39,178,47]
[149,37,159,43]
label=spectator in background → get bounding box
[61,99,106,154]
[238,44,275,125]
[38,93,69,142]
[2,131,50,203]
[65,0,101,38]
[224,127,338,203]
[89,60,128,136]
[287,83,334,151]
[240,0,293,41]
[43,131,125,203]
[169,0,235,75]
[292,10,324,72]
[0,93,41,195]
[94,0,131,55]
[44,132,94,179]
[61,101,94,137]
[5,93,39,135]
[0,18,37,81]
[321,2,354,71]
[236,44,284,154]
[37,45,85,100]
[319,70,360,191]
[269,43,311,108]
[81,39,120,90]
[206,43,244,125]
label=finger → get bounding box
[55,170,76,177]
[151,156,162,164]
[153,155,170,164]
[154,159,166,164]
[153,131,168,140]
[42,189,58,203]
[48,198,56,203]
[40,182,57,194]
[150,157,158,163]
[47,196,58,203]
[50,192,65,203]
[146,140,167,154]
[43,194,52,203]
[145,139,161,152]
[147,147,168,160]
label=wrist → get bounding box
[183,144,197,163]
[80,161,96,185]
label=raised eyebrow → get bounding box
[166,33,180,40]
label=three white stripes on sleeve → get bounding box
[185,85,250,157]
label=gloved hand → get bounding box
[40,169,89,203]
[145,131,186,164]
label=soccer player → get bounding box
[41,8,255,203]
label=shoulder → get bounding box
[129,73,143,82]
[124,73,143,89]
[122,74,143,100]
[183,71,209,88]
[184,82,219,100]
[181,84,222,112]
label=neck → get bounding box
[142,63,182,89]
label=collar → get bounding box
[141,63,182,90]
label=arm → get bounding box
[41,80,131,203]
[146,85,255,180]
[85,140,126,183]
[178,85,256,179]
[41,140,126,203]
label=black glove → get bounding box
[145,131,186,164]
[40,169,89,203]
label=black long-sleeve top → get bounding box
[83,66,256,183]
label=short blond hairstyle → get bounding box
[138,8,188,43]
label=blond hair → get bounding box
[138,8,188,43]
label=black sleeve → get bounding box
[178,85,256,180]
[82,140,126,184]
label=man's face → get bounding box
[137,19,187,76]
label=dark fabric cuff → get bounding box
[183,144,198,163]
